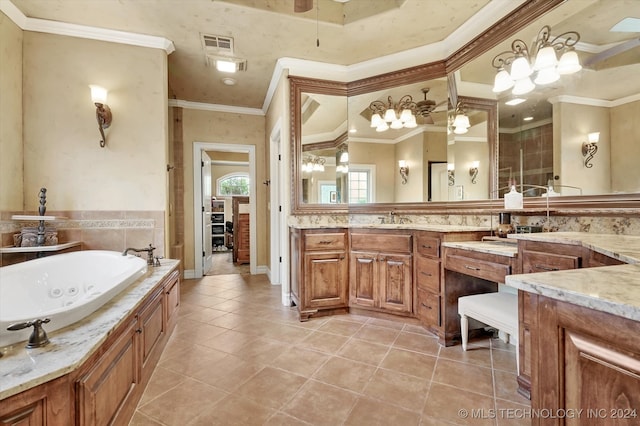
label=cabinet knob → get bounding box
[136,328,143,334]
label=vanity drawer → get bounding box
[415,256,440,293]
[305,232,347,251]
[351,233,412,253]
[417,288,440,326]
[521,250,580,273]
[416,235,440,258]
[445,254,511,283]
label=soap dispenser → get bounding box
[504,185,523,210]
[496,212,515,238]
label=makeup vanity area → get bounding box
[287,0,640,422]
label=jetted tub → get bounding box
[0,250,148,348]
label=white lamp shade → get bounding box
[399,109,413,122]
[453,113,470,129]
[447,163,454,171]
[557,50,582,75]
[376,121,389,132]
[533,45,558,70]
[383,108,397,122]
[534,67,560,85]
[453,125,468,135]
[390,119,404,129]
[512,77,535,95]
[588,132,600,143]
[339,151,349,163]
[493,68,514,93]
[90,85,108,104]
[471,160,480,168]
[370,113,383,128]
[404,115,417,128]
[509,55,533,80]
[399,160,407,168]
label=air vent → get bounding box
[201,34,234,53]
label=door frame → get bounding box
[193,142,257,278]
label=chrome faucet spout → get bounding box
[122,244,156,265]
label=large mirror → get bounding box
[291,0,640,214]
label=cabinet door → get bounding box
[77,319,139,426]
[349,251,378,308]
[165,273,180,331]
[304,251,348,309]
[379,253,413,314]
[139,289,165,371]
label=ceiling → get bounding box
[8,0,496,110]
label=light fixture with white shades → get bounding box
[451,102,470,135]
[491,25,581,96]
[301,156,326,173]
[369,95,418,132]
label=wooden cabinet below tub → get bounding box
[290,228,349,321]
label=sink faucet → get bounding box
[389,211,396,224]
[123,244,156,265]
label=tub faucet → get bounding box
[123,244,156,266]
[7,318,51,349]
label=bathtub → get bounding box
[0,250,148,348]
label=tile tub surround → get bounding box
[0,259,180,400]
[505,232,640,323]
[0,210,165,266]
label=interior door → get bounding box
[202,151,213,273]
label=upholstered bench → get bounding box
[458,291,519,370]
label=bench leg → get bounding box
[460,314,469,351]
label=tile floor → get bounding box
[207,251,250,275]
[130,273,531,426]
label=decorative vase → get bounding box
[496,212,515,238]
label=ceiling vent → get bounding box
[201,34,234,54]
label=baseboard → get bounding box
[183,269,197,279]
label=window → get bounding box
[348,164,375,203]
[217,173,250,197]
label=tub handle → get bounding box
[7,318,51,349]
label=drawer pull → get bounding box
[420,271,432,277]
[422,244,432,249]
[465,265,481,271]
[421,303,432,309]
[318,240,333,244]
[534,264,558,271]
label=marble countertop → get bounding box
[505,232,640,322]
[506,264,640,322]
[290,223,492,232]
[507,232,640,264]
[442,240,518,257]
[0,260,180,401]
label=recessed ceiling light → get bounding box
[523,116,534,121]
[349,128,357,133]
[222,77,236,86]
[215,59,237,73]
[505,98,526,106]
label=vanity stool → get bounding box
[458,291,519,371]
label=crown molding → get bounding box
[168,99,264,115]
[0,0,175,53]
[549,94,640,108]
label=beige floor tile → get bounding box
[159,343,228,377]
[138,366,186,406]
[362,368,430,412]
[180,307,228,323]
[438,342,493,368]
[199,329,256,354]
[180,353,263,392]
[345,396,422,426]
[432,358,494,397]
[380,347,437,379]
[312,356,377,393]
[493,370,530,405]
[187,394,275,425]
[138,377,227,425]
[259,323,313,343]
[492,347,518,373]
[393,331,441,356]
[282,380,359,426]
[317,318,365,336]
[337,338,390,366]
[263,412,312,426]
[366,317,407,330]
[423,383,496,426]
[128,411,164,425]
[495,399,532,426]
[268,346,330,377]
[235,336,287,364]
[354,324,401,346]
[297,330,349,354]
[234,367,307,410]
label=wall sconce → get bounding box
[447,163,455,186]
[469,161,479,184]
[582,132,599,168]
[399,160,409,184]
[90,85,112,148]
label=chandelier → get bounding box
[369,95,418,132]
[301,156,325,172]
[491,25,581,96]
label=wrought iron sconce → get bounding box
[447,163,455,186]
[399,160,409,184]
[469,161,479,184]
[582,132,599,168]
[90,85,112,148]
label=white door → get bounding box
[202,151,213,274]
[430,163,448,201]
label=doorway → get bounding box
[193,142,256,278]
